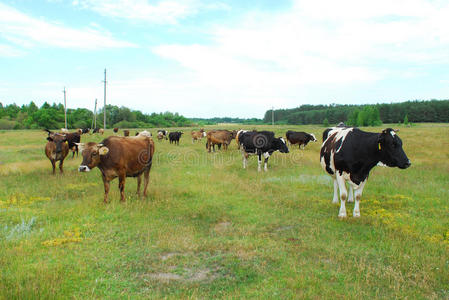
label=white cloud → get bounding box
[146,0,449,113]
[0,3,136,53]
[73,0,228,24]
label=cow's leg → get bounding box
[102,175,110,203]
[353,180,366,218]
[241,150,247,169]
[347,184,354,203]
[51,160,56,175]
[257,153,262,172]
[263,152,270,172]
[336,174,348,218]
[59,159,64,174]
[332,178,339,204]
[118,173,126,202]
[143,167,151,197]
[136,174,142,197]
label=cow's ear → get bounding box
[99,146,109,155]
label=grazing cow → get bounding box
[82,128,90,134]
[113,128,119,133]
[93,127,104,134]
[239,131,289,171]
[124,130,130,137]
[45,133,69,174]
[135,130,152,138]
[285,131,317,149]
[157,130,168,140]
[66,132,81,158]
[320,127,411,218]
[191,129,206,143]
[169,131,183,145]
[76,136,155,203]
[206,130,236,152]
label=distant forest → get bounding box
[263,100,449,125]
[0,102,192,130]
[189,117,263,125]
[1,99,448,130]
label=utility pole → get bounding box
[272,106,274,126]
[103,68,107,130]
[63,87,67,129]
[93,98,97,129]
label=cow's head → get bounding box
[276,137,289,153]
[76,142,109,172]
[308,133,317,142]
[378,128,411,169]
[47,134,67,154]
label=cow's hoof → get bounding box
[353,211,360,218]
[338,212,347,218]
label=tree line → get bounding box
[263,100,449,125]
[0,102,192,130]
[190,117,264,125]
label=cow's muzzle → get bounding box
[400,160,411,169]
[78,165,90,172]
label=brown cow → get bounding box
[124,129,130,137]
[113,127,119,133]
[191,129,206,143]
[99,128,104,135]
[206,130,237,152]
[45,129,80,158]
[45,133,69,174]
[76,136,155,203]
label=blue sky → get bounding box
[1,0,448,118]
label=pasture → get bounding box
[0,124,448,299]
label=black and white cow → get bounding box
[320,127,411,218]
[157,129,168,140]
[285,130,317,149]
[239,131,289,171]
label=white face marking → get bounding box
[390,131,396,137]
[79,165,91,172]
[310,133,317,141]
[280,137,286,144]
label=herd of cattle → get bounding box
[43,125,411,217]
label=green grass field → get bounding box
[0,124,448,299]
